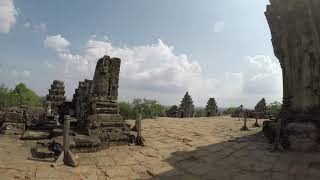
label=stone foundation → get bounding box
[286,122,319,151]
[1,122,25,135]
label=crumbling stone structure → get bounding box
[205,98,218,117]
[255,98,267,114]
[46,81,66,110]
[179,92,194,118]
[0,107,25,135]
[166,105,179,117]
[46,80,66,115]
[72,79,93,128]
[72,55,130,146]
[265,0,320,151]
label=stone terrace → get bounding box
[0,116,320,180]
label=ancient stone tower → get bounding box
[265,0,320,151]
[72,55,129,143]
[46,80,66,114]
[179,92,194,118]
[206,98,218,117]
[255,98,267,114]
[166,105,179,117]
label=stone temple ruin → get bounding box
[254,98,268,119]
[178,92,194,118]
[72,55,130,147]
[166,105,179,118]
[0,55,138,158]
[46,80,66,116]
[264,0,320,151]
[205,98,218,117]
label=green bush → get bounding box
[222,107,239,115]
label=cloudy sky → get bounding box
[0,0,282,108]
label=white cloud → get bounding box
[213,21,225,33]
[44,61,56,69]
[24,22,31,28]
[24,22,46,32]
[220,55,283,107]
[0,0,18,33]
[103,36,109,41]
[22,70,31,77]
[45,35,282,107]
[44,35,70,52]
[45,35,220,105]
[34,23,46,32]
[11,69,31,78]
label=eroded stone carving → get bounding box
[72,56,130,148]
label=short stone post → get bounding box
[271,119,284,152]
[240,110,249,131]
[253,112,260,127]
[135,113,144,146]
[238,105,244,121]
[54,115,78,167]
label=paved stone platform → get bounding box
[0,116,319,179]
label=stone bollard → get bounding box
[135,113,144,146]
[240,110,249,131]
[53,115,78,167]
[253,112,260,127]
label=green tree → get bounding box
[131,98,165,119]
[223,107,238,115]
[266,101,282,117]
[119,101,135,120]
[0,83,42,107]
[13,83,40,106]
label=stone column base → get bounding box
[286,122,319,152]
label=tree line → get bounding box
[222,101,282,117]
[0,83,282,119]
[119,98,166,120]
[0,83,44,108]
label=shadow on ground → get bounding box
[141,132,320,180]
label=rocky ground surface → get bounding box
[0,116,320,180]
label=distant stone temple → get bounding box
[265,0,320,151]
[205,98,218,117]
[255,98,267,115]
[46,80,66,115]
[166,105,179,117]
[179,92,194,118]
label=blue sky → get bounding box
[0,0,282,107]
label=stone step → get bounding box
[96,102,118,108]
[96,108,118,114]
[0,122,25,135]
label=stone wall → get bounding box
[265,0,320,151]
[266,0,320,122]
